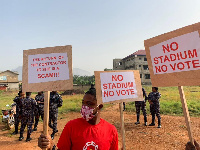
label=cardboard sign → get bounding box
[150,31,200,74]
[28,53,69,83]
[144,22,200,87]
[95,70,143,104]
[22,45,73,92]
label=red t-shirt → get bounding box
[57,118,118,150]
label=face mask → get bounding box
[81,105,97,121]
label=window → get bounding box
[139,58,141,60]
[119,62,122,66]
[143,65,149,70]
[140,74,142,78]
[139,65,141,67]
[144,57,147,61]
[145,74,150,79]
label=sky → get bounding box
[1,0,200,75]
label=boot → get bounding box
[33,126,37,131]
[19,133,24,141]
[26,133,32,142]
[51,132,55,140]
[144,115,147,126]
[158,118,161,128]
[149,115,155,126]
[12,126,18,135]
[135,114,140,125]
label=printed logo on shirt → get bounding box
[83,141,98,150]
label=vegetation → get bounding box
[125,86,200,117]
[73,75,95,86]
[0,86,200,118]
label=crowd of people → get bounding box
[11,86,198,149]
[12,90,63,141]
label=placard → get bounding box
[22,45,73,92]
[144,22,200,87]
[95,70,143,104]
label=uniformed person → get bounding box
[148,87,161,128]
[12,91,23,135]
[19,92,36,141]
[135,88,148,126]
[33,91,44,131]
[49,91,63,140]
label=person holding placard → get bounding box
[49,91,63,140]
[148,87,161,128]
[19,92,36,141]
[134,88,148,126]
[38,86,118,150]
[185,140,200,150]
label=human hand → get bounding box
[38,134,52,150]
[148,100,153,105]
[185,140,200,150]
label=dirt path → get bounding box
[0,103,199,150]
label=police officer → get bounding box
[135,88,148,126]
[49,91,63,140]
[19,92,36,141]
[148,87,161,128]
[12,91,23,135]
[33,91,44,131]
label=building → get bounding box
[113,50,151,85]
[0,70,19,90]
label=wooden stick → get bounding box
[178,86,194,143]
[119,102,126,150]
[43,91,50,150]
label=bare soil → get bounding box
[0,103,199,150]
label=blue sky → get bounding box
[1,0,200,75]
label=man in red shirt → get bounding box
[38,86,118,150]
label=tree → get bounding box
[73,75,95,85]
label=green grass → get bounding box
[0,86,200,117]
[125,86,200,117]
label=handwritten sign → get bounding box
[95,70,143,104]
[101,72,137,102]
[150,31,200,74]
[28,53,69,83]
[22,45,73,92]
[144,22,200,87]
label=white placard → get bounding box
[100,72,138,103]
[149,31,200,74]
[28,53,69,83]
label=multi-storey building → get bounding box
[113,50,151,85]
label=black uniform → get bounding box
[34,92,44,131]
[49,91,63,139]
[135,88,148,125]
[19,94,36,141]
[148,91,161,127]
[13,95,23,134]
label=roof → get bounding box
[123,50,146,60]
[0,70,19,75]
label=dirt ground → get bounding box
[0,103,199,150]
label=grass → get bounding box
[125,86,200,117]
[0,86,200,118]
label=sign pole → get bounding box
[178,86,194,143]
[119,102,126,150]
[43,91,50,150]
